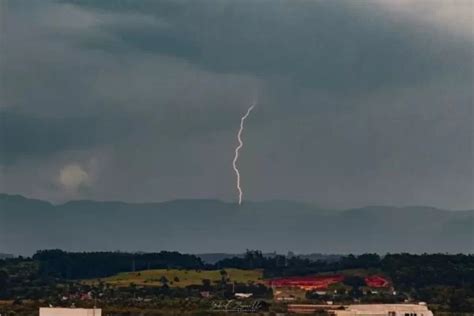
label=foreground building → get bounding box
[287,304,433,316]
[330,304,433,316]
[39,307,102,316]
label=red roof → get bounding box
[267,275,344,290]
[365,275,390,288]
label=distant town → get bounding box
[0,250,472,315]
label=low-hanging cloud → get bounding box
[59,163,90,192]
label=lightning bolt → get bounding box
[232,102,256,205]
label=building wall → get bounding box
[39,308,102,316]
[331,304,433,316]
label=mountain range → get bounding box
[0,194,472,256]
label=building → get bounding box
[288,304,343,313]
[235,292,253,299]
[39,307,102,316]
[286,304,433,315]
[330,304,433,316]
[268,275,344,291]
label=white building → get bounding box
[235,292,253,299]
[39,307,102,316]
[330,304,433,316]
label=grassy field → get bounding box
[86,268,387,289]
[88,268,264,288]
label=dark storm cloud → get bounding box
[0,111,134,163]
[67,0,472,92]
[0,0,472,209]
[0,111,98,163]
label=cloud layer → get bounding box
[0,0,472,209]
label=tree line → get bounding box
[1,250,473,312]
[20,249,474,289]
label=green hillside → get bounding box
[87,268,264,288]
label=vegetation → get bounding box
[1,250,473,314]
[32,250,204,279]
[87,268,263,288]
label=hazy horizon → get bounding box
[2,192,473,212]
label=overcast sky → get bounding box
[0,0,472,209]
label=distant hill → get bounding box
[0,194,472,255]
[197,253,244,264]
[197,252,342,264]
